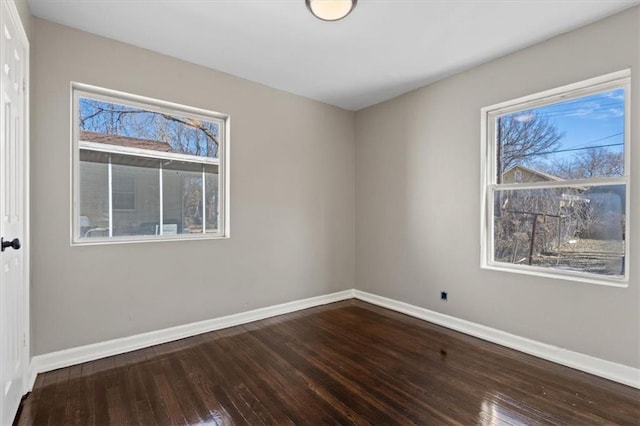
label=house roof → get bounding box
[503,165,588,192]
[80,130,174,153]
[503,165,564,182]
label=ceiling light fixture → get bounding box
[306,0,357,22]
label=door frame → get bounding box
[1,0,30,398]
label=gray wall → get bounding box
[31,18,355,355]
[355,7,639,368]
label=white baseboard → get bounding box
[28,289,355,391]
[354,290,640,389]
[28,288,639,392]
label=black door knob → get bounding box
[1,237,20,252]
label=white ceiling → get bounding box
[28,0,639,111]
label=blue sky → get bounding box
[534,88,624,152]
[502,87,625,169]
[503,88,625,177]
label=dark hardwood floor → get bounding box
[16,300,640,425]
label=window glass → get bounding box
[79,150,109,238]
[493,185,625,277]
[163,161,202,235]
[205,165,219,232]
[73,85,227,243]
[497,89,624,182]
[111,155,160,236]
[112,168,136,211]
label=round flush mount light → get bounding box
[306,0,357,22]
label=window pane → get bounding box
[205,164,219,232]
[79,150,109,238]
[493,185,625,277]
[497,88,625,182]
[163,161,203,234]
[112,169,136,210]
[79,97,220,158]
[113,192,134,210]
[111,154,160,237]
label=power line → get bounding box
[503,131,623,158]
[569,132,624,150]
[507,142,623,159]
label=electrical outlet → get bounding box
[441,291,448,301]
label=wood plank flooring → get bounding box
[16,300,640,425]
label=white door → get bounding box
[0,1,28,425]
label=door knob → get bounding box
[1,237,20,252]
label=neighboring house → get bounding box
[500,165,622,241]
[502,164,590,205]
[501,165,565,184]
[500,164,585,210]
[79,131,215,237]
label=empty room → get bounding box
[0,0,639,424]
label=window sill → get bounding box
[71,233,229,247]
[481,261,628,288]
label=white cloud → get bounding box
[604,90,625,102]
[514,113,534,122]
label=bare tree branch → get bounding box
[79,103,219,154]
[499,112,563,173]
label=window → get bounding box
[72,83,229,244]
[481,70,630,285]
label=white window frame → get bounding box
[480,70,630,287]
[71,82,231,245]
